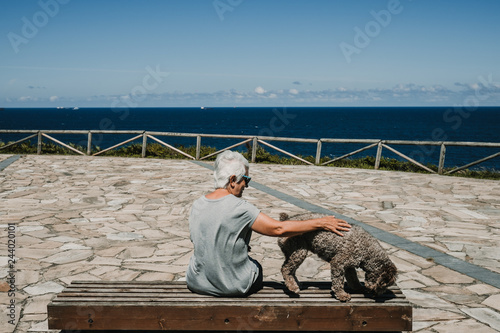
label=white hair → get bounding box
[214,150,249,189]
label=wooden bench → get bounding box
[47,280,412,332]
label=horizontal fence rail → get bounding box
[0,130,499,175]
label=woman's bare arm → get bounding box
[251,212,351,237]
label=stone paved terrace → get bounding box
[1,154,500,332]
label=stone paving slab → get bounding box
[0,154,499,332]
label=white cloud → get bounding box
[5,81,500,107]
[254,86,266,94]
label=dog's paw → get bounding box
[286,285,301,294]
[364,282,378,295]
[284,278,301,294]
[333,291,351,302]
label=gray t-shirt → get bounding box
[186,194,261,296]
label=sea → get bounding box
[1,106,499,170]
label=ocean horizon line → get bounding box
[2,106,500,109]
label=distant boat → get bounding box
[200,107,213,110]
[73,107,79,110]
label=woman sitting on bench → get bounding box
[186,150,350,297]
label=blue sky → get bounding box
[1,0,500,107]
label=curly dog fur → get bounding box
[278,212,397,301]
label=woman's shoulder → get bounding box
[194,193,257,211]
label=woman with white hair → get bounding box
[186,150,351,297]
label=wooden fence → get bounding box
[0,130,499,175]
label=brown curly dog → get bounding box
[278,212,397,301]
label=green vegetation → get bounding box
[0,141,85,155]
[1,140,499,180]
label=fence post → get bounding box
[375,141,383,170]
[438,143,446,175]
[87,132,92,156]
[315,140,322,165]
[196,135,201,160]
[37,131,42,155]
[251,137,258,163]
[141,132,147,158]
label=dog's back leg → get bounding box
[345,266,363,292]
[280,238,308,294]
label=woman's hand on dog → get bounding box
[316,216,352,236]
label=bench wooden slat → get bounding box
[56,284,399,292]
[52,291,406,299]
[48,281,412,331]
[53,291,403,298]
[51,297,407,304]
[61,281,402,291]
[53,284,405,297]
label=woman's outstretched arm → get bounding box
[251,212,351,237]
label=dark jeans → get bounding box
[246,258,263,296]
